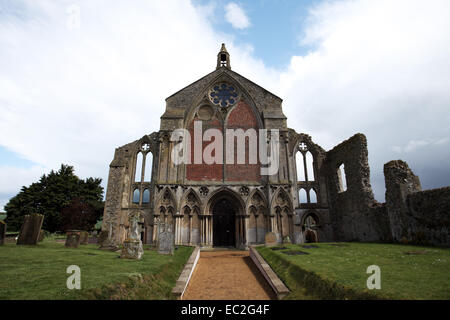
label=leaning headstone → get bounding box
[99,219,119,251]
[38,230,45,242]
[121,212,143,259]
[0,220,6,245]
[157,222,174,255]
[79,231,89,245]
[17,214,44,245]
[265,232,277,247]
[65,230,81,248]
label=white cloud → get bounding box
[225,2,250,30]
[0,0,270,210]
[278,0,450,200]
[1,0,450,210]
[0,165,48,210]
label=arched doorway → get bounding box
[304,230,317,243]
[212,198,236,247]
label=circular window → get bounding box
[209,83,239,108]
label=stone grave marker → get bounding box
[65,230,81,248]
[38,230,45,242]
[121,212,144,259]
[97,230,108,246]
[79,231,89,245]
[265,232,277,247]
[157,222,174,255]
[17,214,44,245]
[0,220,6,245]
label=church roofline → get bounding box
[164,67,283,103]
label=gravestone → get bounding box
[97,230,108,246]
[121,212,144,259]
[65,230,81,248]
[38,230,45,242]
[0,220,6,245]
[17,214,44,245]
[99,218,119,251]
[157,222,174,255]
[79,231,89,245]
[265,232,277,247]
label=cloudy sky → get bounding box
[1,0,449,210]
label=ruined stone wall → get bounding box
[324,134,391,242]
[384,160,450,247]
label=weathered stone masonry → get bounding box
[101,44,449,248]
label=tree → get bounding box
[5,164,104,232]
[60,197,103,232]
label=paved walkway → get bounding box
[183,250,276,300]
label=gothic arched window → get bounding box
[142,189,150,203]
[135,152,143,182]
[296,151,306,181]
[133,189,140,204]
[144,152,153,182]
[305,151,315,181]
[299,188,308,204]
[309,189,317,203]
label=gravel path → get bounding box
[183,250,276,300]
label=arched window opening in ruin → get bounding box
[303,214,319,243]
[133,189,140,204]
[338,164,347,192]
[142,189,150,203]
[144,152,153,182]
[135,152,143,182]
[310,189,317,203]
[299,188,308,204]
[296,151,306,181]
[305,151,315,181]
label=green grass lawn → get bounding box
[0,239,193,300]
[256,242,450,300]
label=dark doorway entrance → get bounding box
[213,199,236,247]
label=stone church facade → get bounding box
[101,44,449,249]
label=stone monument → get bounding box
[157,222,174,255]
[65,230,81,248]
[99,217,119,251]
[17,213,44,245]
[265,232,277,247]
[0,220,6,245]
[120,212,144,259]
[79,231,89,245]
[38,230,45,242]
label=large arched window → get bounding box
[296,143,315,182]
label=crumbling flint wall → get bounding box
[324,133,449,247]
[384,160,450,247]
[324,134,391,242]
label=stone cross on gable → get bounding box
[141,143,150,152]
[299,142,308,152]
